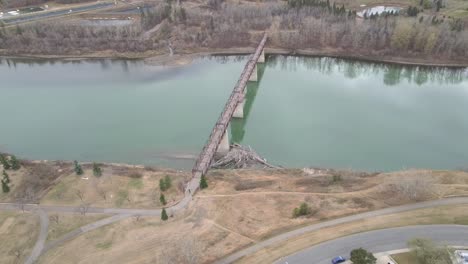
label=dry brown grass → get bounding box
[392,252,421,264]
[40,165,188,209]
[0,212,39,264]
[38,208,252,264]
[236,204,468,264]
[33,168,468,264]
[47,213,109,241]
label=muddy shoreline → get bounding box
[1,47,467,68]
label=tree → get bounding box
[10,155,20,170]
[350,248,377,264]
[160,175,172,192]
[74,160,83,175]
[160,193,167,205]
[160,178,167,192]
[3,170,10,184]
[79,203,90,215]
[2,179,10,193]
[93,163,102,177]
[408,238,453,264]
[200,175,208,189]
[161,208,168,221]
[164,175,172,189]
[0,155,10,170]
[1,170,10,193]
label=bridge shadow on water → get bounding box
[230,62,267,144]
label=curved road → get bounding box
[275,225,468,264]
[215,197,468,264]
[1,196,467,263]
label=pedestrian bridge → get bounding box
[191,33,268,179]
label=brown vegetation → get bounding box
[36,168,468,264]
[0,212,39,264]
[40,164,187,208]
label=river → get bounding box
[0,56,467,171]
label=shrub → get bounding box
[293,202,316,218]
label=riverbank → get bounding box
[4,157,468,264]
[1,47,467,68]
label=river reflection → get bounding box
[0,55,467,171]
[266,56,467,85]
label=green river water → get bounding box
[0,56,467,171]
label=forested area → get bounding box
[0,0,467,62]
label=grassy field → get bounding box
[47,213,109,241]
[35,168,468,264]
[38,164,188,209]
[392,252,421,264]
[0,212,39,264]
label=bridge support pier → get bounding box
[249,64,258,82]
[216,130,230,154]
[258,50,265,63]
[233,100,244,118]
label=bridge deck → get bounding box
[192,33,268,177]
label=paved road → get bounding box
[0,2,114,24]
[1,195,465,263]
[25,209,48,264]
[275,225,468,264]
[0,172,201,263]
[215,197,468,264]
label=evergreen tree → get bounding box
[159,178,167,191]
[10,155,20,170]
[2,170,9,184]
[350,248,377,264]
[0,155,10,170]
[161,208,168,221]
[1,179,9,193]
[93,163,102,177]
[74,160,83,175]
[164,175,172,189]
[200,175,208,189]
[160,193,167,205]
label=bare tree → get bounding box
[159,238,201,264]
[15,189,34,212]
[75,189,84,202]
[78,203,90,216]
[50,214,60,225]
[97,188,107,201]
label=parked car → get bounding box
[331,256,346,264]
